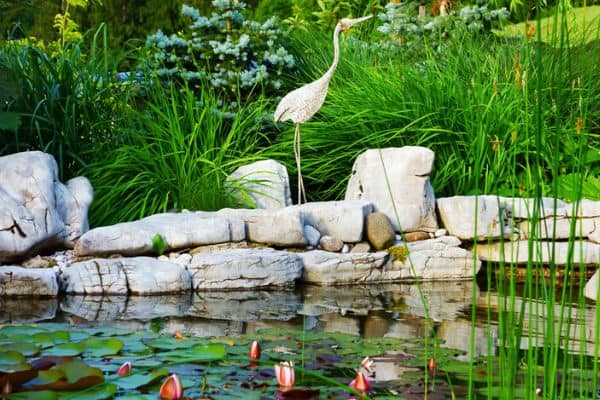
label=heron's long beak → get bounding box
[341,15,373,32]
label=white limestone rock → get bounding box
[319,235,344,252]
[0,266,59,296]
[519,217,599,240]
[345,147,438,232]
[227,159,292,209]
[188,248,302,290]
[301,236,479,284]
[477,240,600,265]
[499,197,569,219]
[60,257,191,294]
[75,212,244,257]
[0,151,92,262]
[296,200,373,243]
[584,270,599,301]
[437,195,510,241]
[216,208,306,247]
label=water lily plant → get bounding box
[274,361,295,388]
[349,371,371,392]
[160,373,184,399]
[249,340,261,360]
[116,361,132,376]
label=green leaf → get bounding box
[8,390,58,400]
[82,338,124,357]
[0,325,46,337]
[155,344,227,363]
[0,111,21,131]
[24,359,104,390]
[42,342,84,357]
[116,368,169,389]
[0,342,40,356]
[151,233,167,255]
[0,350,25,364]
[0,362,31,373]
[57,383,117,400]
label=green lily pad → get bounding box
[24,359,104,390]
[82,338,124,357]
[57,383,117,400]
[0,325,47,337]
[0,351,25,364]
[145,337,196,350]
[0,342,40,357]
[155,344,227,363]
[8,390,57,400]
[116,368,169,389]
[42,342,85,357]
[31,333,57,348]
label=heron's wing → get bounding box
[274,78,330,124]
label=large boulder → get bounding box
[0,266,59,296]
[477,240,600,266]
[297,200,373,243]
[0,151,93,262]
[75,212,245,256]
[227,159,292,209]
[188,248,302,290]
[345,147,438,232]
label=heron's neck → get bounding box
[324,25,341,81]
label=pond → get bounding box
[1,275,598,399]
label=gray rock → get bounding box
[75,212,244,256]
[499,197,569,219]
[437,195,509,241]
[227,159,292,209]
[350,242,371,253]
[303,225,321,247]
[365,212,395,250]
[0,151,92,262]
[188,248,302,290]
[216,208,306,247]
[319,235,344,252]
[296,200,373,243]
[519,217,598,240]
[0,266,59,296]
[345,147,438,232]
[60,257,191,294]
[477,240,600,265]
[300,251,389,284]
[584,270,599,301]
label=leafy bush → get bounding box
[144,1,296,107]
[85,81,273,226]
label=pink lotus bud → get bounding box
[159,374,183,399]
[116,361,132,377]
[361,356,374,374]
[274,361,295,388]
[250,340,261,360]
[349,372,370,392]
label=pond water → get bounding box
[1,274,598,399]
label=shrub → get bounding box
[144,1,296,107]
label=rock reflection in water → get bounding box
[0,296,58,323]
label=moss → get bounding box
[386,245,409,262]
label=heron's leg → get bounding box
[294,123,303,204]
[298,126,307,204]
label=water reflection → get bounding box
[1,280,596,362]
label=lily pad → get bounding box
[82,338,124,357]
[42,342,84,357]
[0,342,40,357]
[23,359,104,391]
[0,351,25,365]
[8,390,58,400]
[0,325,47,337]
[115,368,169,389]
[155,344,227,363]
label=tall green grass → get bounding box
[85,81,273,226]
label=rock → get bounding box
[188,248,302,290]
[345,147,438,232]
[365,212,395,250]
[434,229,447,238]
[303,225,321,247]
[584,270,599,301]
[21,255,54,269]
[216,208,306,247]
[437,195,509,240]
[301,236,479,284]
[477,240,600,265]
[500,197,568,219]
[0,266,59,296]
[567,199,600,217]
[519,217,598,240]
[350,242,371,253]
[296,200,373,243]
[227,159,292,209]
[0,151,92,262]
[403,231,430,242]
[60,257,192,294]
[341,244,350,253]
[319,235,344,252]
[75,212,245,257]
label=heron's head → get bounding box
[338,15,372,33]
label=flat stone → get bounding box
[216,208,306,247]
[365,212,395,250]
[60,257,191,294]
[584,270,599,301]
[499,197,568,219]
[519,217,598,240]
[437,195,509,240]
[300,251,389,285]
[0,266,59,296]
[319,235,344,252]
[403,231,431,242]
[227,159,292,209]
[477,240,600,265]
[296,200,373,243]
[345,147,438,232]
[350,242,371,253]
[75,212,244,256]
[188,248,302,290]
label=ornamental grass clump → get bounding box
[144,1,296,107]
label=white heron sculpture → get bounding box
[274,15,372,204]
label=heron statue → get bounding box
[274,15,372,204]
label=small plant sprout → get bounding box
[159,374,184,400]
[349,371,371,392]
[249,340,261,360]
[274,361,295,388]
[116,361,132,376]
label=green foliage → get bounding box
[253,0,293,22]
[151,233,167,255]
[144,1,296,107]
[85,81,273,226]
